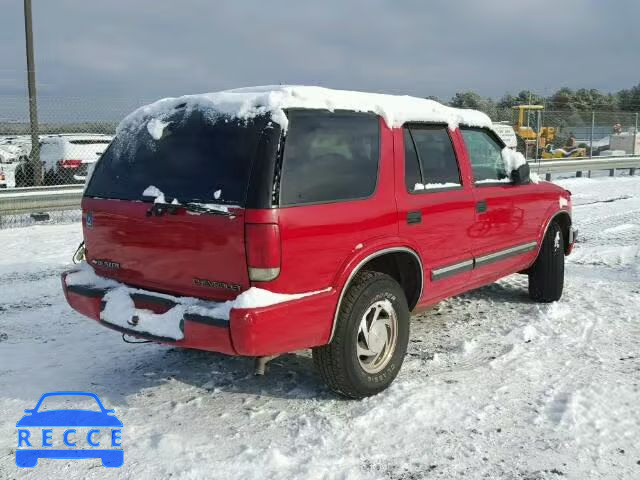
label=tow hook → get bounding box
[254,355,279,376]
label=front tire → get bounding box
[313,271,410,398]
[528,221,565,302]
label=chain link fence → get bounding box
[500,107,639,159]
[540,110,638,157]
[0,95,150,228]
[0,95,151,188]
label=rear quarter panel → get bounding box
[254,118,399,294]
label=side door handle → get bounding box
[476,200,488,213]
[407,211,422,224]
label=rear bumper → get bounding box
[62,273,337,356]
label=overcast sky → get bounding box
[1,0,639,105]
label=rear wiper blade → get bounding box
[145,202,174,217]
[145,200,235,217]
[182,202,234,216]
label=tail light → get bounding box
[58,159,83,169]
[245,223,281,282]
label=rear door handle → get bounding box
[476,200,488,213]
[407,211,422,224]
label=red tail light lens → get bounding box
[58,159,83,169]
[245,223,281,282]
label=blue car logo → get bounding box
[15,391,123,468]
[85,211,93,228]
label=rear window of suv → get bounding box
[279,110,379,206]
[85,108,275,206]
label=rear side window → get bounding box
[403,129,421,191]
[404,125,461,192]
[279,111,379,206]
[460,128,507,182]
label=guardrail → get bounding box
[529,156,639,180]
[0,156,638,218]
[0,184,84,215]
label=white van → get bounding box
[15,134,112,186]
[491,122,518,150]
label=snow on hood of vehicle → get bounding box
[65,262,330,340]
[117,85,492,134]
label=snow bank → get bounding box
[529,171,541,183]
[569,244,639,267]
[65,262,330,339]
[117,85,492,135]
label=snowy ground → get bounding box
[0,175,638,479]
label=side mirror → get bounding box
[511,163,530,185]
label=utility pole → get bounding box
[24,0,41,185]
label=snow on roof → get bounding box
[117,85,492,134]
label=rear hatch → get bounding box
[83,105,278,301]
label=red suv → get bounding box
[62,86,577,398]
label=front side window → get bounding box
[404,125,461,192]
[460,128,507,183]
[280,110,379,206]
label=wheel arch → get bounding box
[328,246,423,343]
[539,209,572,256]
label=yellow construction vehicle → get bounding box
[540,144,587,159]
[512,105,557,158]
[513,105,586,159]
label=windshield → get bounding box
[85,107,273,206]
[36,395,102,412]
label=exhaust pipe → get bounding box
[254,355,279,375]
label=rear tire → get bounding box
[528,221,564,302]
[313,271,409,398]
